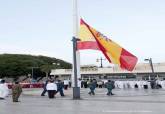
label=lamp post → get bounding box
[96,57,106,68]
[144,58,154,73]
[144,58,154,80]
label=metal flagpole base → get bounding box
[73,87,80,99]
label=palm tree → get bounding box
[40,64,53,79]
[40,63,60,79]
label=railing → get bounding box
[8,83,44,89]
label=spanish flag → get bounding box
[77,19,138,71]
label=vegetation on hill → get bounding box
[0,54,72,79]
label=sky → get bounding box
[0,0,165,67]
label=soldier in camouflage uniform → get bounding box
[106,80,115,96]
[12,81,22,102]
[88,79,96,95]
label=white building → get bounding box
[50,63,165,80]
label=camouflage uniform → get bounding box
[106,80,114,95]
[12,83,22,102]
[88,80,96,95]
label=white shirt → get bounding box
[129,81,135,88]
[160,81,165,89]
[0,83,9,98]
[64,80,69,85]
[78,80,81,88]
[46,83,57,91]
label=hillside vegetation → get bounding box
[0,54,72,79]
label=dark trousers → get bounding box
[12,93,21,102]
[135,84,138,88]
[98,85,102,88]
[89,88,95,95]
[64,85,68,90]
[144,85,148,89]
[84,84,88,88]
[107,89,113,95]
[57,89,64,96]
[41,89,47,96]
[47,90,56,98]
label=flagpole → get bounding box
[72,0,80,99]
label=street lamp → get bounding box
[96,57,106,68]
[144,58,154,73]
[144,58,154,80]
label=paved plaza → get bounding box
[1,88,165,114]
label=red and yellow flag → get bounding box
[77,19,138,71]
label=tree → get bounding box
[0,54,72,78]
[40,64,55,79]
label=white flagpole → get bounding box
[72,0,80,99]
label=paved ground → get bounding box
[1,88,165,114]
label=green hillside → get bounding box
[0,54,72,79]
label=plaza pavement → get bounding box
[1,88,165,114]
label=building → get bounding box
[50,63,165,80]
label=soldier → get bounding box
[106,80,114,96]
[88,79,96,95]
[56,80,64,97]
[12,81,22,102]
[84,79,88,88]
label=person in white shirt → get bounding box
[78,78,81,88]
[0,80,9,99]
[160,80,165,89]
[129,81,135,89]
[118,81,124,89]
[63,79,69,90]
[46,80,57,99]
[143,81,148,89]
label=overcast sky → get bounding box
[0,0,165,67]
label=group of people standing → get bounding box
[41,79,65,99]
[113,80,165,89]
[0,79,22,102]
[3,77,165,103]
[88,79,115,96]
[41,79,115,97]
